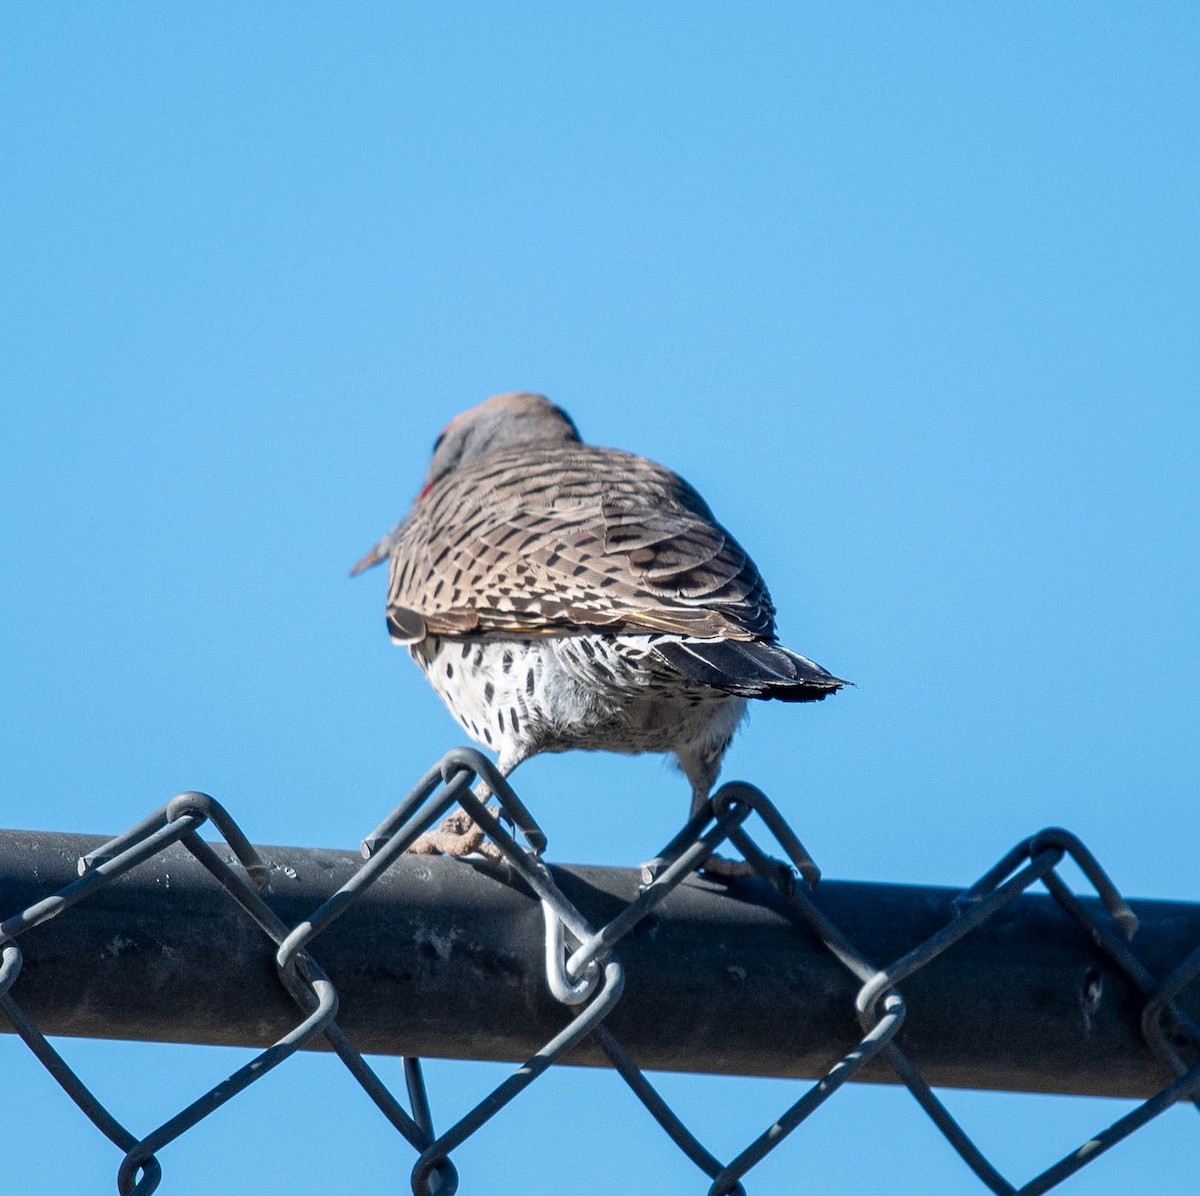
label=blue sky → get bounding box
[2,5,1198,1193]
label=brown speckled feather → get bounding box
[384,443,776,644]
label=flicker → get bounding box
[352,392,846,855]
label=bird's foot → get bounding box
[408,808,506,866]
[699,853,758,880]
[639,851,797,893]
[700,852,798,894]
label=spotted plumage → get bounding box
[353,392,846,840]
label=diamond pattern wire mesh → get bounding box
[2,746,1199,1195]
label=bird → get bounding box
[352,392,846,858]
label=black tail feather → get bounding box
[652,638,848,702]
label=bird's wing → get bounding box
[384,446,776,643]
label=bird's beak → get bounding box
[349,541,389,576]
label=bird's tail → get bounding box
[652,638,848,702]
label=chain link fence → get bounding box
[2,747,1199,1194]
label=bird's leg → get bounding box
[640,771,758,883]
[407,753,522,865]
[696,785,802,890]
[690,780,759,881]
[664,753,758,881]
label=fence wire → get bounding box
[2,746,1199,1194]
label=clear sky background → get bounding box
[2,5,1198,1194]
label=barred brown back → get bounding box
[384,443,776,645]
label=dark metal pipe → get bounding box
[2,828,1197,1099]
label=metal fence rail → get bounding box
[2,748,1199,1195]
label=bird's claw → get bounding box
[638,851,797,895]
[409,808,507,868]
[700,853,798,895]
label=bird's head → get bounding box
[422,392,580,494]
[350,392,580,576]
